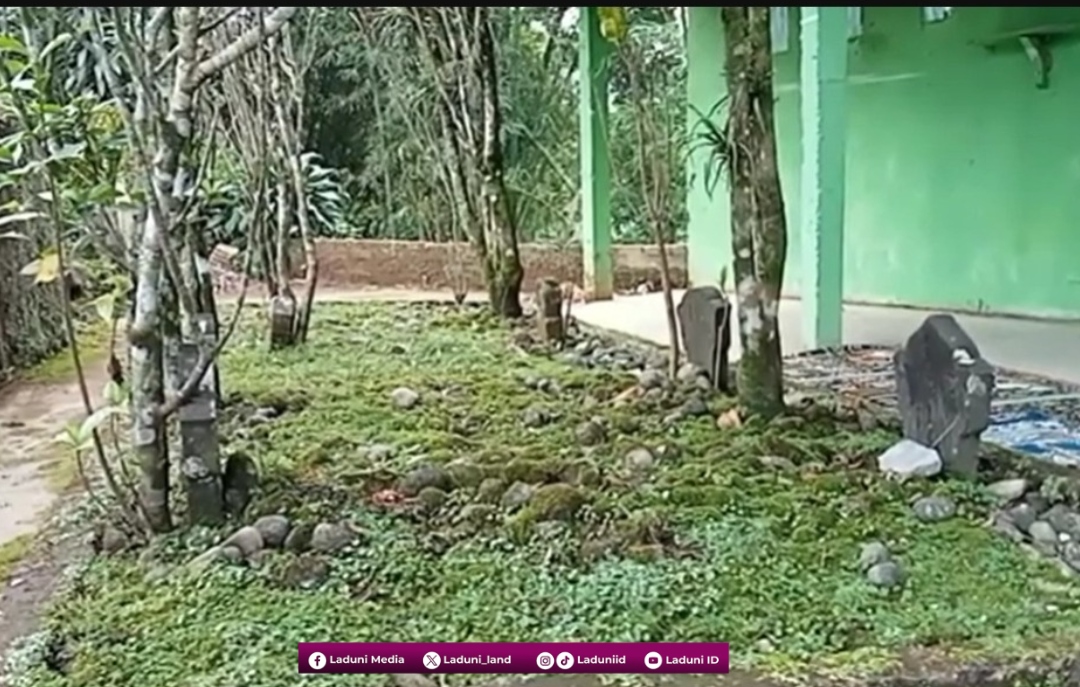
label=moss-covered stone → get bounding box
[502,457,563,484]
[476,477,506,504]
[445,459,484,489]
[560,459,601,487]
[417,486,448,511]
[519,483,587,523]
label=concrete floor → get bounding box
[575,291,1080,385]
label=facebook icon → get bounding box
[308,652,327,670]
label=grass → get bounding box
[21,317,112,385]
[16,302,1080,687]
[0,534,32,581]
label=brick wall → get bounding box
[311,239,688,292]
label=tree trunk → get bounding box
[477,9,523,318]
[129,213,172,532]
[721,7,787,418]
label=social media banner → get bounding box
[299,642,729,674]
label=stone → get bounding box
[501,481,536,511]
[1044,505,1080,541]
[222,453,258,519]
[680,395,710,417]
[637,369,667,391]
[220,545,245,565]
[98,525,129,555]
[536,278,565,344]
[1006,503,1038,533]
[624,447,656,472]
[1062,541,1080,572]
[390,387,420,409]
[457,503,498,524]
[877,439,942,478]
[522,483,587,522]
[677,363,706,384]
[187,545,234,574]
[310,522,356,554]
[858,541,892,572]
[575,420,607,447]
[992,512,1025,542]
[987,478,1029,502]
[253,514,291,549]
[223,525,264,558]
[676,287,732,392]
[417,486,448,511]
[247,549,273,569]
[361,443,395,461]
[476,478,506,504]
[894,314,994,478]
[398,464,453,496]
[1030,520,1058,546]
[911,495,957,522]
[277,554,331,590]
[866,560,905,589]
[284,522,315,553]
[522,405,551,428]
[268,294,297,349]
[445,459,484,489]
[178,334,224,527]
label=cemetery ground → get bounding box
[7,300,1080,687]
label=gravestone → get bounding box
[676,286,732,392]
[269,293,297,349]
[894,314,994,478]
[536,278,564,345]
[179,314,224,525]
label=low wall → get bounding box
[312,239,688,292]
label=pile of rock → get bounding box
[183,515,360,578]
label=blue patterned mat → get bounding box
[984,408,1080,468]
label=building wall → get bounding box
[307,239,688,292]
[687,7,1080,318]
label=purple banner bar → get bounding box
[299,642,729,674]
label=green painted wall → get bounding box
[687,7,1080,318]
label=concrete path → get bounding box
[0,369,107,553]
[575,292,1080,385]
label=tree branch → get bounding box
[189,6,299,88]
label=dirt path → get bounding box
[0,367,107,550]
[0,362,108,676]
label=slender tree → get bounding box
[719,7,788,418]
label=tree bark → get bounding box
[476,9,523,318]
[721,7,787,418]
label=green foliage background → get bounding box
[292,7,687,246]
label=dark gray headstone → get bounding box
[223,453,259,518]
[895,314,994,478]
[269,294,297,349]
[179,330,224,526]
[676,286,732,392]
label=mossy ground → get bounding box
[0,534,31,580]
[19,317,111,385]
[17,303,1080,687]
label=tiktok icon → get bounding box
[308,652,327,670]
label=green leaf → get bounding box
[103,380,127,407]
[26,250,60,283]
[19,258,40,277]
[0,35,27,56]
[79,405,123,441]
[38,33,73,63]
[49,141,85,161]
[92,292,116,323]
[0,210,43,227]
[0,231,28,240]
